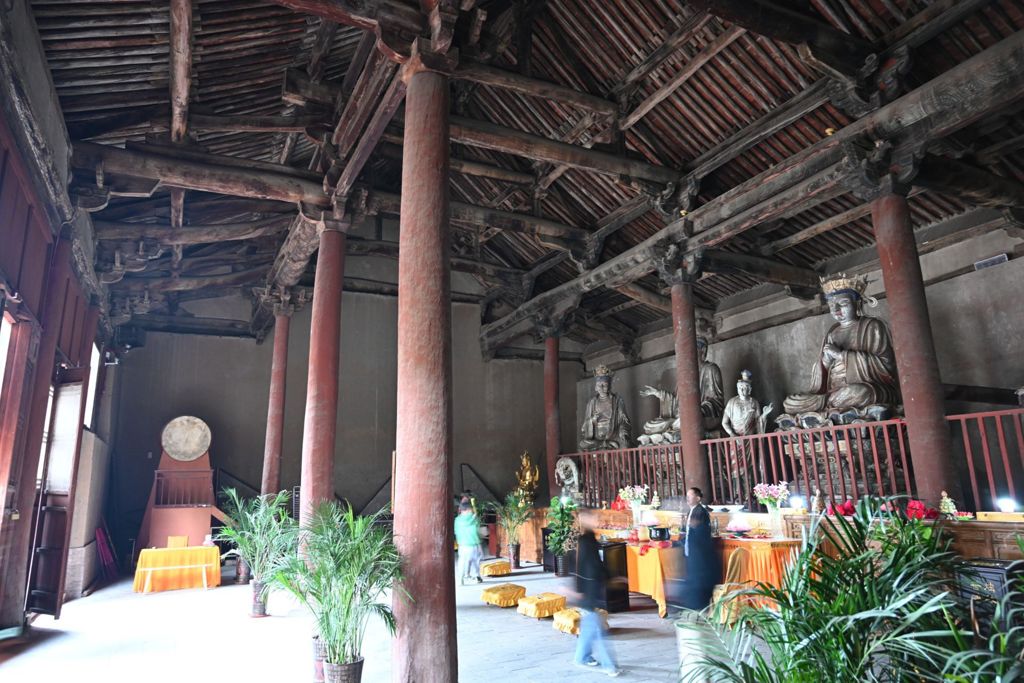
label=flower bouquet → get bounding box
[619,484,649,527]
[828,499,856,517]
[906,499,939,520]
[753,482,789,537]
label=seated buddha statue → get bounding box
[579,365,631,451]
[780,274,900,428]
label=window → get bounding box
[0,314,11,391]
[83,344,100,429]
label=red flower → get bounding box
[827,500,856,516]
[906,499,939,520]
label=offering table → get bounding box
[133,546,221,593]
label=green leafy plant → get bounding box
[545,496,578,557]
[214,488,296,585]
[269,503,403,666]
[678,497,970,682]
[488,492,533,545]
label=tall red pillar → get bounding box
[671,282,708,493]
[261,307,291,495]
[392,64,457,683]
[299,227,346,525]
[872,192,958,504]
[544,335,561,498]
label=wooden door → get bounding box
[24,366,89,618]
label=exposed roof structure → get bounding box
[30,0,1024,350]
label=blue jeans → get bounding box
[574,609,616,670]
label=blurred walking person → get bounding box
[574,508,621,677]
[454,501,482,585]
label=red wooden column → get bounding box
[0,239,70,630]
[299,226,346,525]
[872,192,958,503]
[671,281,709,493]
[544,335,561,498]
[392,61,458,683]
[261,301,292,495]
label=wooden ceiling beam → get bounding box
[93,217,291,244]
[71,141,330,206]
[614,283,672,313]
[479,31,1024,352]
[701,249,820,289]
[168,0,193,236]
[612,12,713,97]
[265,0,424,34]
[110,267,269,292]
[453,61,616,117]
[915,155,1024,209]
[378,140,534,184]
[620,24,746,131]
[449,115,680,185]
[127,314,256,338]
[685,0,874,81]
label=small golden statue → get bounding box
[513,451,540,505]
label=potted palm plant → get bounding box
[545,496,578,577]
[271,502,402,683]
[214,488,296,617]
[489,492,533,569]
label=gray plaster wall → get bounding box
[576,235,1024,446]
[110,293,581,549]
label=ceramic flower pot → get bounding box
[554,554,569,577]
[312,635,327,683]
[507,543,521,569]
[250,580,268,617]
[324,657,364,683]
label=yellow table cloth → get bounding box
[625,544,668,617]
[133,546,221,593]
[553,608,608,635]
[719,537,800,608]
[517,592,567,618]
[481,583,526,608]
[481,559,511,577]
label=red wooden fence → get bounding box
[565,408,1024,511]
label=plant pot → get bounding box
[235,557,251,584]
[554,554,569,577]
[507,543,521,569]
[312,635,327,683]
[250,580,267,617]
[323,658,364,683]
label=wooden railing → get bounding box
[154,469,214,507]
[564,408,1024,510]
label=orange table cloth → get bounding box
[624,544,668,618]
[132,546,221,593]
[719,537,800,602]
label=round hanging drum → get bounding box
[161,416,212,462]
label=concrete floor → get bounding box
[0,563,680,682]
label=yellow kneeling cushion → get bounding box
[482,583,526,608]
[553,608,609,635]
[516,592,567,618]
[481,559,511,577]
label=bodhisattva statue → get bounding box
[513,451,540,504]
[637,338,724,445]
[721,370,773,493]
[722,370,773,438]
[779,274,900,429]
[579,365,631,451]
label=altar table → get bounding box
[624,544,668,618]
[133,546,221,593]
[719,537,800,598]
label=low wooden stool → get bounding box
[481,583,526,608]
[517,592,567,619]
[480,559,511,577]
[552,608,609,635]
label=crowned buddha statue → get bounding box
[579,365,632,451]
[637,338,724,445]
[513,451,540,504]
[779,274,900,429]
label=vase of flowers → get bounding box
[753,482,789,538]
[618,484,649,528]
